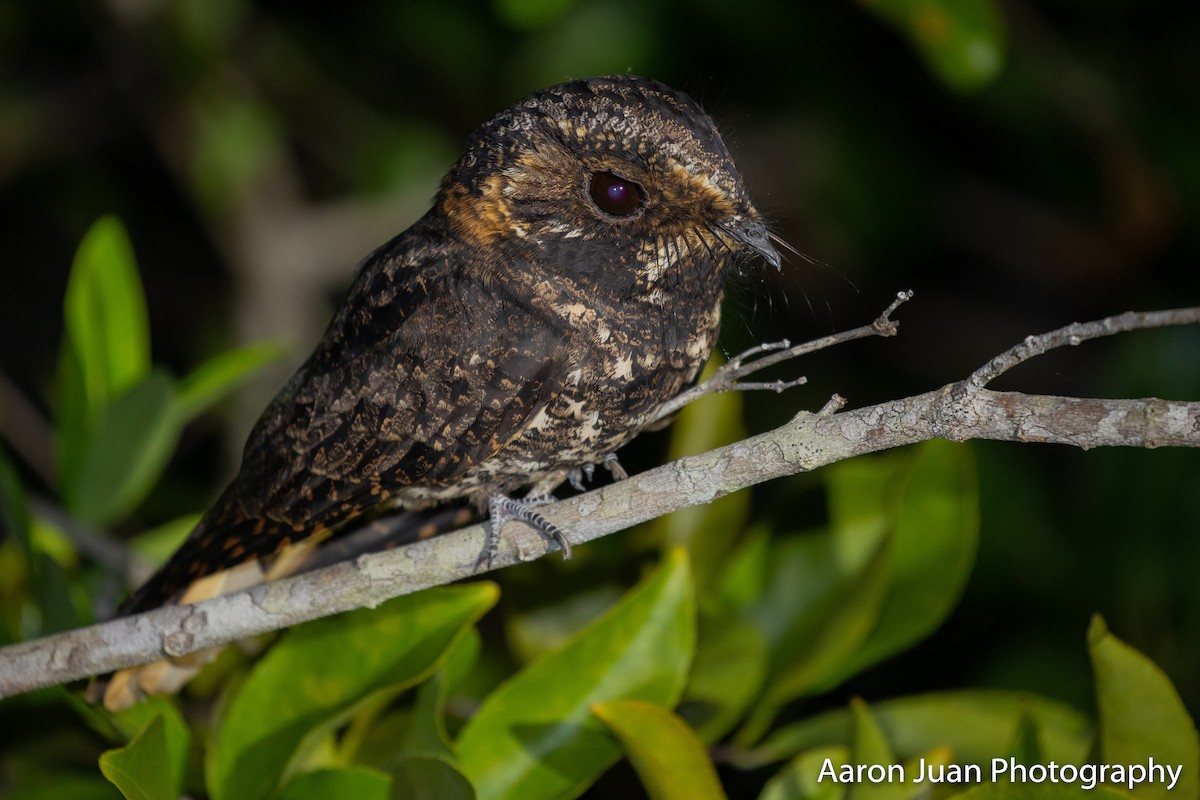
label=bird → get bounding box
[101,75,781,708]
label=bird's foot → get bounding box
[567,453,628,490]
[476,493,572,570]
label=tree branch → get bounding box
[1,304,1198,699]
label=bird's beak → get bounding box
[726,219,782,271]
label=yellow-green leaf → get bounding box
[99,716,174,800]
[859,0,1006,92]
[592,699,726,800]
[208,583,497,800]
[1089,616,1199,800]
[457,549,696,800]
[277,767,390,800]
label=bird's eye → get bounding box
[588,171,645,217]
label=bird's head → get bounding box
[438,76,780,300]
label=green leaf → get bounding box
[859,0,1006,92]
[403,628,482,761]
[493,0,577,29]
[846,699,907,800]
[174,342,284,423]
[56,217,151,493]
[820,441,979,687]
[457,548,696,800]
[391,756,476,800]
[68,370,180,525]
[943,784,1128,800]
[6,774,122,800]
[739,690,1092,770]
[682,609,767,743]
[112,697,191,797]
[592,699,726,800]
[207,583,498,800]
[1088,616,1199,800]
[62,216,151,421]
[741,536,891,744]
[759,746,850,800]
[99,715,174,800]
[277,768,391,800]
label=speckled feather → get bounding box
[120,75,775,615]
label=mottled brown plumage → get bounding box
[121,75,779,617]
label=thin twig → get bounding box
[968,307,1200,388]
[651,290,913,424]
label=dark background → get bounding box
[1,0,1198,722]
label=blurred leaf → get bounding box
[944,784,1127,800]
[390,756,476,800]
[98,715,174,800]
[682,609,767,743]
[276,767,391,800]
[61,216,150,421]
[57,217,151,493]
[738,690,1092,769]
[1088,616,1199,800]
[208,583,498,800]
[7,774,123,800]
[820,442,979,688]
[174,342,284,423]
[69,370,180,525]
[759,746,850,800]
[111,697,190,796]
[847,699,907,800]
[505,584,622,664]
[402,628,482,762]
[493,0,577,29]
[591,699,726,800]
[716,525,770,612]
[741,535,891,744]
[826,455,896,570]
[1006,712,1042,765]
[457,549,696,800]
[128,513,202,568]
[191,97,283,214]
[859,0,1006,92]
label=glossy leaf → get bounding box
[820,441,979,688]
[847,699,908,800]
[391,756,476,800]
[174,342,284,422]
[859,0,1006,92]
[741,536,891,744]
[944,785,1127,800]
[69,370,180,525]
[277,768,391,800]
[759,746,850,800]
[56,217,151,494]
[682,609,767,743]
[208,583,498,800]
[112,697,191,797]
[98,715,174,800]
[61,216,151,422]
[739,690,1092,769]
[456,549,696,800]
[402,628,482,761]
[1088,616,1199,800]
[592,699,726,800]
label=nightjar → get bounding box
[104,75,780,707]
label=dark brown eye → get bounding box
[588,171,645,217]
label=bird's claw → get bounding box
[477,493,572,570]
